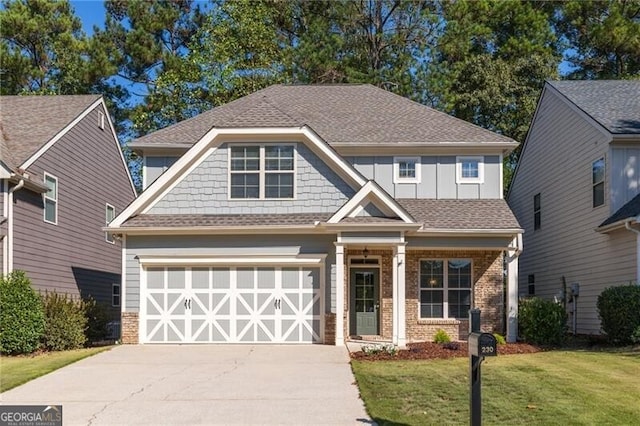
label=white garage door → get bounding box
[141,266,322,344]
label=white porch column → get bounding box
[395,244,407,348]
[506,237,520,343]
[335,243,345,346]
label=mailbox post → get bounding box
[469,309,497,426]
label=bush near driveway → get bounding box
[0,271,45,355]
[42,291,87,351]
[597,284,640,344]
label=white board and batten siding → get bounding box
[508,87,636,335]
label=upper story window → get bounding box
[229,145,295,199]
[456,156,484,184]
[105,203,115,243]
[592,158,605,208]
[419,259,472,320]
[43,173,58,224]
[533,193,541,230]
[393,157,421,183]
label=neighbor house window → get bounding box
[419,259,472,319]
[230,145,294,199]
[592,158,605,207]
[43,173,58,224]
[393,157,421,183]
[98,111,105,130]
[528,274,535,296]
[533,193,541,230]
[105,204,115,243]
[112,283,121,307]
[456,156,484,183]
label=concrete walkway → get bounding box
[1,345,373,425]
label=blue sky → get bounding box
[71,0,105,35]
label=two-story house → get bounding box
[108,84,523,346]
[0,95,137,321]
[508,80,640,335]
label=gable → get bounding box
[147,142,356,215]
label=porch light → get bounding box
[429,278,438,287]
[363,247,369,259]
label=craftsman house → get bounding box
[108,84,522,346]
[0,95,136,320]
[508,80,640,335]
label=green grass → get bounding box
[352,350,640,425]
[0,346,112,392]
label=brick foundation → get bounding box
[324,313,336,345]
[121,312,139,344]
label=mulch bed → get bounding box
[350,341,542,361]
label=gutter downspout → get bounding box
[7,178,25,273]
[624,218,640,283]
[506,233,523,343]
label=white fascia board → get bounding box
[21,98,101,169]
[322,223,422,231]
[414,228,524,236]
[101,99,138,195]
[110,126,366,228]
[137,253,327,266]
[328,181,414,224]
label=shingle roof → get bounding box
[548,80,640,134]
[0,95,101,168]
[121,200,520,232]
[599,193,640,228]
[398,199,521,230]
[131,84,516,148]
[122,213,333,228]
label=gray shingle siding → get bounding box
[125,234,337,313]
[148,143,356,215]
[11,103,135,311]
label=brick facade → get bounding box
[121,312,139,344]
[324,313,336,345]
[341,248,504,343]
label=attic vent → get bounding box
[98,111,105,130]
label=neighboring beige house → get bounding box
[508,80,640,335]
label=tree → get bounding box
[554,0,640,79]
[0,0,116,95]
[98,0,207,137]
[430,0,561,191]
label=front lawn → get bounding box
[352,350,640,425]
[0,346,111,392]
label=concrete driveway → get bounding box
[1,345,372,425]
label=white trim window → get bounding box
[43,173,58,224]
[105,203,116,243]
[456,156,484,184]
[419,259,472,319]
[592,157,605,208]
[533,193,541,231]
[229,145,295,199]
[98,111,105,130]
[393,157,421,183]
[112,283,121,307]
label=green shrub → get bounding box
[597,284,640,344]
[42,291,87,351]
[433,329,452,344]
[519,297,567,345]
[631,326,640,345]
[84,297,111,344]
[0,271,45,354]
[493,333,506,345]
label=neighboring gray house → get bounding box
[108,84,523,346]
[0,95,137,319]
[508,80,640,335]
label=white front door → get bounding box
[141,266,321,344]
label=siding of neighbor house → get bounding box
[125,234,337,313]
[347,155,502,199]
[611,146,640,213]
[144,156,179,189]
[508,88,636,334]
[12,103,135,309]
[148,143,356,215]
